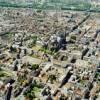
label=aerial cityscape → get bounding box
[0,0,100,100]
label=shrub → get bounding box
[70,35,76,40]
[32,36,37,45]
[31,64,39,70]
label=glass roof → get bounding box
[0,0,100,12]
